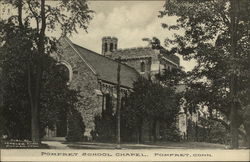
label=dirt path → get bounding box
[42,141,69,149]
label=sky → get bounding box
[0,0,196,71]
[65,1,197,72]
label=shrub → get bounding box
[160,122,181,142]
[66,109,85,142]
[0,106,5,138]
[92,111,116,142]
[192,117,230,144]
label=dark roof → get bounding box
[72,43,139,88]
[109,47,180,66]
[110,47,155,58]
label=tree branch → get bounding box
[40,0,46,35]
[27,0,39,31]
[18,0,23,27]
[27,61,34,109]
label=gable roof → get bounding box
[63,37,97,75]
[71,43,139,88]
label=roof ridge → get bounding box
[116,46,152,52]
[62,37,97,75]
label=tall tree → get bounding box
[0,21,82,140]
[0,49,5,137]
[160,0,250,148]
[122,77,179,143]
[0,0,93,143]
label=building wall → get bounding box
[102,37,118,56]
[121,57,151,75]
[57,38,102,138]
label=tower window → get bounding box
[110,43,113,52]
[104,43,108,52]
[115,44,117,50]
[141,62,145,72]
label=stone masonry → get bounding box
[54,38,102,137]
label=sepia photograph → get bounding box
[0,0,249,161]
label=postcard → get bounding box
[0,0,249,161]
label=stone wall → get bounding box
[121,57,151,76]
[58,38,102,138]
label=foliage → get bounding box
[0,51,5,138]
[0,106,5,138]
[0,22,81,139]
[156,67,186,87]
[91,110,116,142]
[160,0,250,147]
[1,0,93,36]
[242,105,250,147]
[0,23,33,139]
[0,0,93,142]
[195,117,230,144]
[91,98,135,142]
[66,108,85,142]
[160,122,181,142]
[121,77,179,142]
[40,57,82,138]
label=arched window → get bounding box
[110,43,113,52]
[57,65,70,82]
[114,44,117,50]
[59,61,73,84]
[104,43,108,52]
[140,62,145,72]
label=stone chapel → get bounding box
[46,36,189,140]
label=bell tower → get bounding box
[102,36,118,56]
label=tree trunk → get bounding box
[18,0,23,27]
[148,121,152,142]
[195,122,198,142]
[30,49,44,143]
[30,0,46,144]
[0,68,3,108]
[229,0,240,149]
[230,102,239,148]
[152,118,157,142]
[16,0,39,142]
[243,122,250,148]
[136,118,143,144]
[31,100,40,143]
